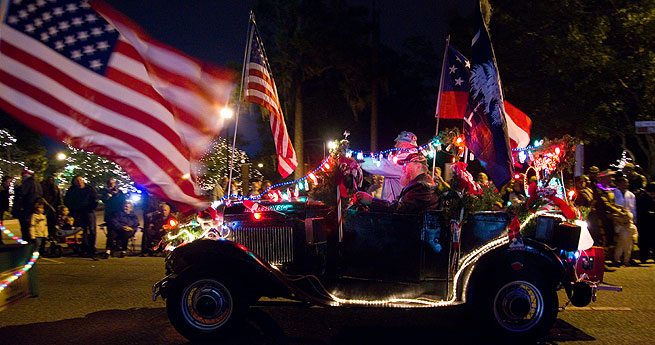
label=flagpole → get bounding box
[227,11,255,198]
[432,35,450,178]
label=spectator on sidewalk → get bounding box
[29,202,47,254]
[100,178,125,257]
[15,170,43,243]
[613,206,639,267]
[623,163,647,194]
[0,176,11,245]
[0,175,12,221]
[574,175,594,207]
[64,175,99,260]
[106,201,139,258]
[637,182,655,263]
[142,202,176,256]
[41,175,62,238]
[613,176,637,221]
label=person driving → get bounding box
[354,152,439,214]
[360,131,419,202]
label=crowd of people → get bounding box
[570,164,655,267]
[0,172,177,260]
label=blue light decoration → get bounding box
[548,177,566,200]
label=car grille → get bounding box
[229,226,294,265]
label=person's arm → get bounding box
[360,156,403,178]
[29,214,37,239]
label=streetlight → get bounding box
[257,163,264,168]
[220,106,233,119]
[56,152,67,160]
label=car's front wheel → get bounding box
[166,271,245,342]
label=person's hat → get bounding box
[22,169,34,177]
[579,175,590,183]
[588,166,599,174]
[599,169,615,177]
[398,152,427,165]
[394,131,418,147]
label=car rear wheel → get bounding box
[474,271,558,341]
[166,271,245,342]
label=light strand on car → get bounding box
[0,222,40,294]
[327,237,509,307]
[1,222,29,245]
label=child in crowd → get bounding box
[613,206,639,267]
[55,205,79,237]
[30,202,48,253]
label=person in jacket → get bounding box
[29,202,48,254]
[64,175,99,260]
[637,182,655,263]
[99,177,125,256]
[15,170,43,242]
[108,201,139,258]
[354,152,440,214]
[41,175,62,238]
[360,131,419,202]
[142,202,176,256]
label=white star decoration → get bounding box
[449,65,457,74]
[89,60,103,70]
[454,77,464,86]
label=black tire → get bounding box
[53,245,62,258]
[166,270,246,342]
[474,270,558,341]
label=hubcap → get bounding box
[180,279,233,330]
[493,280,544,332]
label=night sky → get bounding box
[41,0,477,160]
[84,1,475,157]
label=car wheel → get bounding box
[475,271,558,340]
[166,271,245,342]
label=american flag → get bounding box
[0,0,234,213]
[244,19,297,178]
[437,45,532,149]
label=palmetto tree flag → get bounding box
[439,45,532,149]
[0,0,234,213]
[463,6,513,188]
[244,18,297,178]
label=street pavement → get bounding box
[1,218,655,344]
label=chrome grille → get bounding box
[229,226,294,265]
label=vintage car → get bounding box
[152,200,602,342]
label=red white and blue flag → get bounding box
[0,0,234,212]
[463,7,513,188]
[244,19,297,178]
[438,45,532,149]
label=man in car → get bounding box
[354,152,439,214]
[360,131,419,202]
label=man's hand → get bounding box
[123,226,133,231]
[354,191,373,205]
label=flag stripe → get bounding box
[0,40,192,161]
[438,91,469,119]
[0,0,235,212]
[0,85,204,208]
[0,40,193,176]
[0,68,198,196]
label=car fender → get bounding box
[162,239,335,306]
[459,237,566,304]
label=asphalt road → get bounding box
[1,219,655,344]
